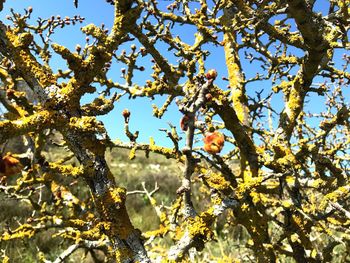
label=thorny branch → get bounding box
[0,0,350,262]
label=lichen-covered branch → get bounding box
[0,0,350,262]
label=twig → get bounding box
[176,77,214,218]
[53,244,79,263]
[168,197,239,261]
[329,201,350,220]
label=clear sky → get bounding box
[0,1,347,151]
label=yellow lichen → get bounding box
[290,233,301,243]
[129,147,136,160]
[222,30,250,126]
[69,116,105,134]
[101,187,126,208]
[49,163,83,178]
[187,214,213,241]
[1,224,36,241]
[235,171,263,199]
[203,170,231,192]
[5,29,56,86]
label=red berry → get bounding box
[203,131,224,154]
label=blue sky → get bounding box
[0,1,348,151]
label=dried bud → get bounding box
[139,66,145,71]
[180,115,190,131]
[85,36,90,42]
[75,44,81,53]
[205,93,213,101]
[140,47,147,56]
[203,131,225,154]
[28,6,33,13]
[121,68,126,74]
[176,185,190,195]
[122,109,131,122]
[5,60,12,69]
[6,89,15,97]
[205,69,218,80]
[56,189,62,199]
[105,62,111,69]
[181,146,191,155]
[131,44,136,51]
